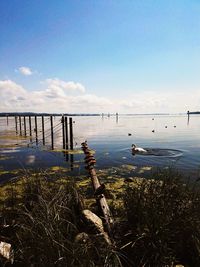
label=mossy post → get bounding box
[42,115,45,145]
[19,116,22,136]
[69,117,73,150]
[35,115,38,144]
[50,115,54,150]
[23,116,26,136]
[15,116,18,134]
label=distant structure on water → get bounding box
[187,110,200,115]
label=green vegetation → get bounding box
[1,168,200,266]
[120,169,200,267]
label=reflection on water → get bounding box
[1,114,200,180]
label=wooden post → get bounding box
[42,116,45,145]
[23,116,26,136]
[65,117,68,150]
[50,115,54,150]
[19,116,22,136]
[81,142,114,238]
[116,112,118,123]
[35,116,38,144]
[61,116,65,149]
[29,116,32,136]
[69,117,73,150]
[6,115,8,126]
[15,116,18,134]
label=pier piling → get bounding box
[29,116,32,136]
[50,115,54,150]
[65,117,68,150]
[15,116,18,134]
[42,116,45,145]
[69,117,73,150]
[19,116,22,136]
[61,115,65,149]
[34,116,38,144]
[23,116,26,136]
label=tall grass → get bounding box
[121,168,200,267]
[1,168,200,266]
[0,175,120,267]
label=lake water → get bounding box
[1,114,200,182]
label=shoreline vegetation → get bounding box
[0,168,200,266]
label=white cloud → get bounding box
[45,78,85,93]
[18,66,33,76]
[1,78,200,114]
[0,79,111,113]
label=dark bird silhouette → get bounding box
[152,130,155,133]
[165,126,167,128]
[94,184,105,196]
[128,133,132,136]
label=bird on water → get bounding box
[132,144,147,154]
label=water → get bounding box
[1,114,200,182]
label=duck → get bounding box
[132,144,147,154]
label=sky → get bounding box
[0,0,200,114]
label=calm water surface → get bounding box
[1,114,200,181]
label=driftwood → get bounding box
[81,141,114,237]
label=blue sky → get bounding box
[1,0,200,113]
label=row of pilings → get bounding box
[10,115,74,150]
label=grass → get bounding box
[0,174,121,266]
[120,168,200,267]
[1,168,200,266]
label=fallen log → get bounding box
[81,141,114,238]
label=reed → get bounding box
[0,175,121,266]
[121,168,200,267]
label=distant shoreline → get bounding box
[0,112,197,117]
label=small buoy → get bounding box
[128,133,132,136]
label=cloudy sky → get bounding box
[0,0,200,114]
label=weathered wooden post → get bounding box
[34,115,38,144]
[61,115,65,149]
[29,116,32,136]
[19,116,22,136]
[69,117,73,150]
[50,115,54,150]
[81,142,114,238]
[23,116,26,136]
[65,116,68,150]
[15,116,18,134]
[187,110,190,125]
[116,112,118,123]
[42,115,45,145]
